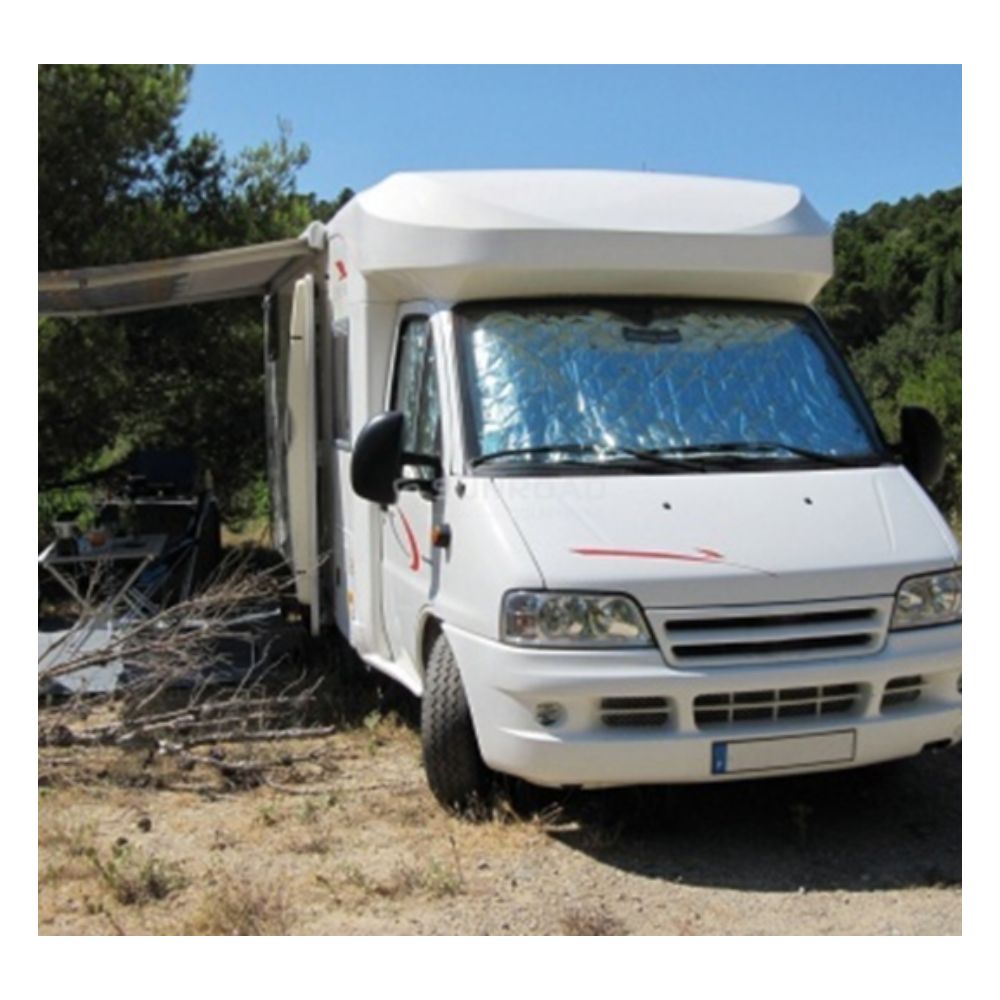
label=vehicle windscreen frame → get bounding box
[452,296,892,477]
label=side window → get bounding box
[392,316,440,462]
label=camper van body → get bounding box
[268,171,961,792]
[40,171,962,798]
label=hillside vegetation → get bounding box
[819,188,962,520]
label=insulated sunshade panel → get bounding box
[458,304,875,460]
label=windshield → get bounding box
[455,300,883,471]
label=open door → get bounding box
[284,274,321,634]
[39,225,328,634]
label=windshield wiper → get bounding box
[647,441,861,467]
[470,443,706,472]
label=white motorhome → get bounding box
[40,170,962,810]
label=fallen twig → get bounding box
[156,740,325,771]
[263,779,341,796]
[171,725,337,749]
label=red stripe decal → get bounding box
[399,511,421,572]
[335,260,348,280]
[571,547,724,563]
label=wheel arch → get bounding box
[419,615,492,757]
[419,617,493,812]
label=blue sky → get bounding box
[180,65,961,222]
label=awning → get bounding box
[38,222,326,317]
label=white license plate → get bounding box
[711,730,856,775]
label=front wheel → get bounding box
[421,632,492,813]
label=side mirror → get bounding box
[351,411,404,506]
[899,406,946,489]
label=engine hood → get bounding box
[491,466,959,608]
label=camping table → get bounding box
[38,533,168,622]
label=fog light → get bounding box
[535,702,565,727]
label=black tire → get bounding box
[421,632,492,813]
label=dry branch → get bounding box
[38,553,342,793]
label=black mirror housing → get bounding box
[351,411,404,506]
[899,405,946,489]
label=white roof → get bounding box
[330,170,833,304]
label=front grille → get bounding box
[881,675,925,711]
[600,696,670,729]
[674,633,870,659]
[657,600,891,667]
[694,684,861,729]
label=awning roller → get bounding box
[38,222,326,317]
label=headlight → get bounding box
[501,591,653,647]
[891,569,961,630]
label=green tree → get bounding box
[819,189,962,521]
[38,65,351,522]
[39,65,192,270]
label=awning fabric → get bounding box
[38,222,326,317]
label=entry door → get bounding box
[381,315,442,681]
[285,275,321,633]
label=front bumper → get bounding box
[444,622,962,788]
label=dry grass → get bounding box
[39,817,102,888]
[289,833,332,856]
[39,815,99,857]
[185,876,291,935]
[335,858,465,901]
[558,907,628,936]
[90,842,187,906]
[220,517,271,549]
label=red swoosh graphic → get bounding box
[399,511,421,572]
[571,547,724,564]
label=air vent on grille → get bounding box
[694,684,860,729]
[674,634,872,659]
[600,697,670,729]
[663,606,883,666]
[881,675,924,711]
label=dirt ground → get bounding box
[37,680,961,936]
